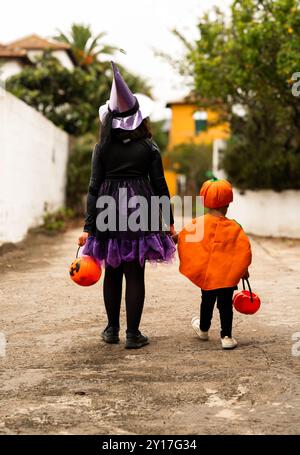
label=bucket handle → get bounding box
[76,246,81,258]
[242,278,254,303]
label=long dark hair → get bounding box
[101,117,152,145]
[113,117,152,141]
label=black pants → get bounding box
[200,288,235,338]
[103,261,145,334]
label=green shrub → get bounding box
[221,109,300,191]
[42,207,75,233]
[174,0,300,191]
[66,133,96,213]
[165,143,212,195]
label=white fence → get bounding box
[0,90,69,245]
[228,189,300,238]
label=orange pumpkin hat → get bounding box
[200,178,233,209]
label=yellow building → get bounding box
[166,96,229,150]
[163,96,230,196]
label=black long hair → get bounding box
[112,118,152,141]
[98,98,152,150]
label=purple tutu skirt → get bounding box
[83,178,176,268]
[83,233,176,268]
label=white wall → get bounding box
[228,189,300,238]
[212,138,226,179]
[0,90,69,245]
[0,51,74,82]
[27,50,74,70]
[52,51,74,70]
[0,60,24,81]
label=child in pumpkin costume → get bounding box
[178,178,252,349]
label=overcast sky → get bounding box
[1,0,232,119]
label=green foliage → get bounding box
[221,100,300,190]
[7,52,101,135]
[190,0,300,106]
[7,53,150,137]
[6,21,151,137]
[178,0,300,190]
[66,133,97,212]
[54,23,117,68]
[5,22,159,218]
[151,120,168,152]
[165,143,212,195]
[43,207,75,233]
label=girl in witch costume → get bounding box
[178,178,252,349]
[78,62,176,349]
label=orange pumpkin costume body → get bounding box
[178,214,252,291]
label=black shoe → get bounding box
[101,326,120,344]
[125,331,149,349]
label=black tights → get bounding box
[103,261,145,334]
[200,288,234,338]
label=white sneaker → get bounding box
[191,317,209,340]
[221,336,238,349]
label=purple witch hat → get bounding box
[109,61,136,113]
[99,61,153,131]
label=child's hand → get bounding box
[172,233,179,244]
[169,224,177,237]
[78,232,89,246]
[169,224,178,244]
[242,269,250,279]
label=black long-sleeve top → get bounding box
[83,138,174,234]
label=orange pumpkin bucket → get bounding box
[233,279,261,315]
[69,247,102,287]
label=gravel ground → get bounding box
[0,228,300,435]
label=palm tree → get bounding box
[54,24,117,67]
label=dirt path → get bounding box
[0,229,300,435]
